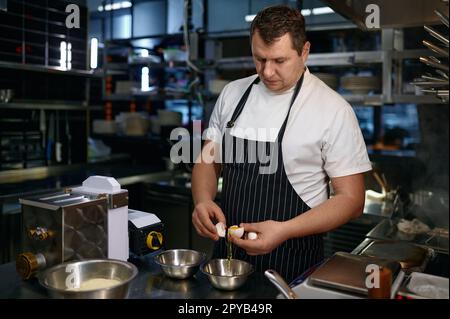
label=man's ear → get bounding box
[302,41,311,63]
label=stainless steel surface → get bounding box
[0,253,279,299]
[154,249,205,279]
[37,259,138,299]
[202,259,254,291]
[18,190,111,276]
[359,240,432,271]
[308,252,401,297]
[366,219,449,253]
[264,269,298,299]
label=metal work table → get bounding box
[0,252,278,299]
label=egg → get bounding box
[215,222,226,238]
[228,225,244,239]
[247,232,258,240]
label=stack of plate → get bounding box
[341,75,380,94]
[314,73,338,90]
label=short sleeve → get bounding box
[322,105,372,178]
[204,84,228,143]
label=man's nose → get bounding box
[262,61,275,78]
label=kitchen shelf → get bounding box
[216,49,447,70]
[0,61,101,78]
[103,92,193,102]
[0,101,102,111]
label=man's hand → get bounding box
[192,200,226,241]
[229,220,289,255]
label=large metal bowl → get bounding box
[202,259,254,291]
[154,249,206,279]
[38,259,138,299]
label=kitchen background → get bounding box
[0,0,448,267]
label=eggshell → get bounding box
[215,222,226,237]
[247,232,258,240]
[228,225,244,238]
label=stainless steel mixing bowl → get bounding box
[201,259,254,291]
[154,249,206,279]
[38,259,138,299]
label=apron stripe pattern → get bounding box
[214,73,324,283]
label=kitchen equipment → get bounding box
[308,252,401,297]
[154,249,205,279]
[115,112,150,136]
[414,3,449,102]
[38,259,138,299]
[264,269,299,299]
[359,240,433,272]
[397,272,449,299]
[201,259,254,291]
[341,75,380,94]
[16,176,130,279]
[128,210,164,256]
[93,119,117,134]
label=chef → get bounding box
[191,5,372,282]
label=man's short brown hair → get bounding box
[250,5,307,55]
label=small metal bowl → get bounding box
[154,249,206,279]
[201,259,254,291]
[38,259,138,299]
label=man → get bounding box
[191,5,372,282]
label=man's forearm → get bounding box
[192,162,221,205]
[283,194,364,240]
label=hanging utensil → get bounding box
[421,75,447,82]
[420,56,449,72]
[264,270,299,299]
[435,9,449,27]
[436,69,449,80]
[424,25,449,47]
[422,40,448,56]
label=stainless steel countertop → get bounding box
[0,252,279,299]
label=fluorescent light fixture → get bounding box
[141,49,149,57]
[301,9,312,16]
[312,7,334,15]
[90,38,98,69]
[99,1,132,12]
[67,42,72,70]
[141,67,150,91]
[121,1,132,9]
[245,6,332,21]
[60,41,67,69]
[245,14,256,22]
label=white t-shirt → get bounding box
[206,68,372,208]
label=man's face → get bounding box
[251,30,310,93]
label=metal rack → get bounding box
[0,0,97,170]
[214,36,448,106]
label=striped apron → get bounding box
[213,74,324,283]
